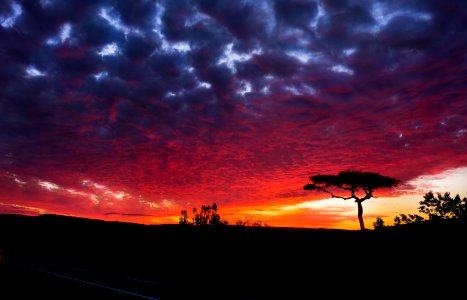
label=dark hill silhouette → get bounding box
[0,214,465,299]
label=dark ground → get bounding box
[0,214,465,299]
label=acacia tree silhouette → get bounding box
[304,170,398,230]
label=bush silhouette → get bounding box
[394,213,425,226]
[373,217,385,229]
[235,218,268,227]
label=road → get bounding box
[0,260,161,299]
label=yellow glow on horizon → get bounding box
[219,167,467,229]
[278,198,356,214]
[91,166,467,229]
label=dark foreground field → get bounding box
[0,214,466,299]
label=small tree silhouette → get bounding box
[373,217,385,230]
[179,210,189,225]
[304,170,398,230]
[179,203,228,226]
[419,191,467,220]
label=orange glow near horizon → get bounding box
[2,167,465,230]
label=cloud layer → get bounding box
[1,0,466,227]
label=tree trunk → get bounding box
[357,200,365,230]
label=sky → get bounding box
[0,0,466,229]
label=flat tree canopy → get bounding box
[304,171,398,199]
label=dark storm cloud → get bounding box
[196,0,272,41]
[0,0,466,218]
[123,35,156,62]
[111,0,157,28]
[76,15,126,47]
[274,0,318,28]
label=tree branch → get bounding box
[360,187,373,202]
[334,184,353,191]
[317,186,354,200]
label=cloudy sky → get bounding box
[1,0,466,229]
